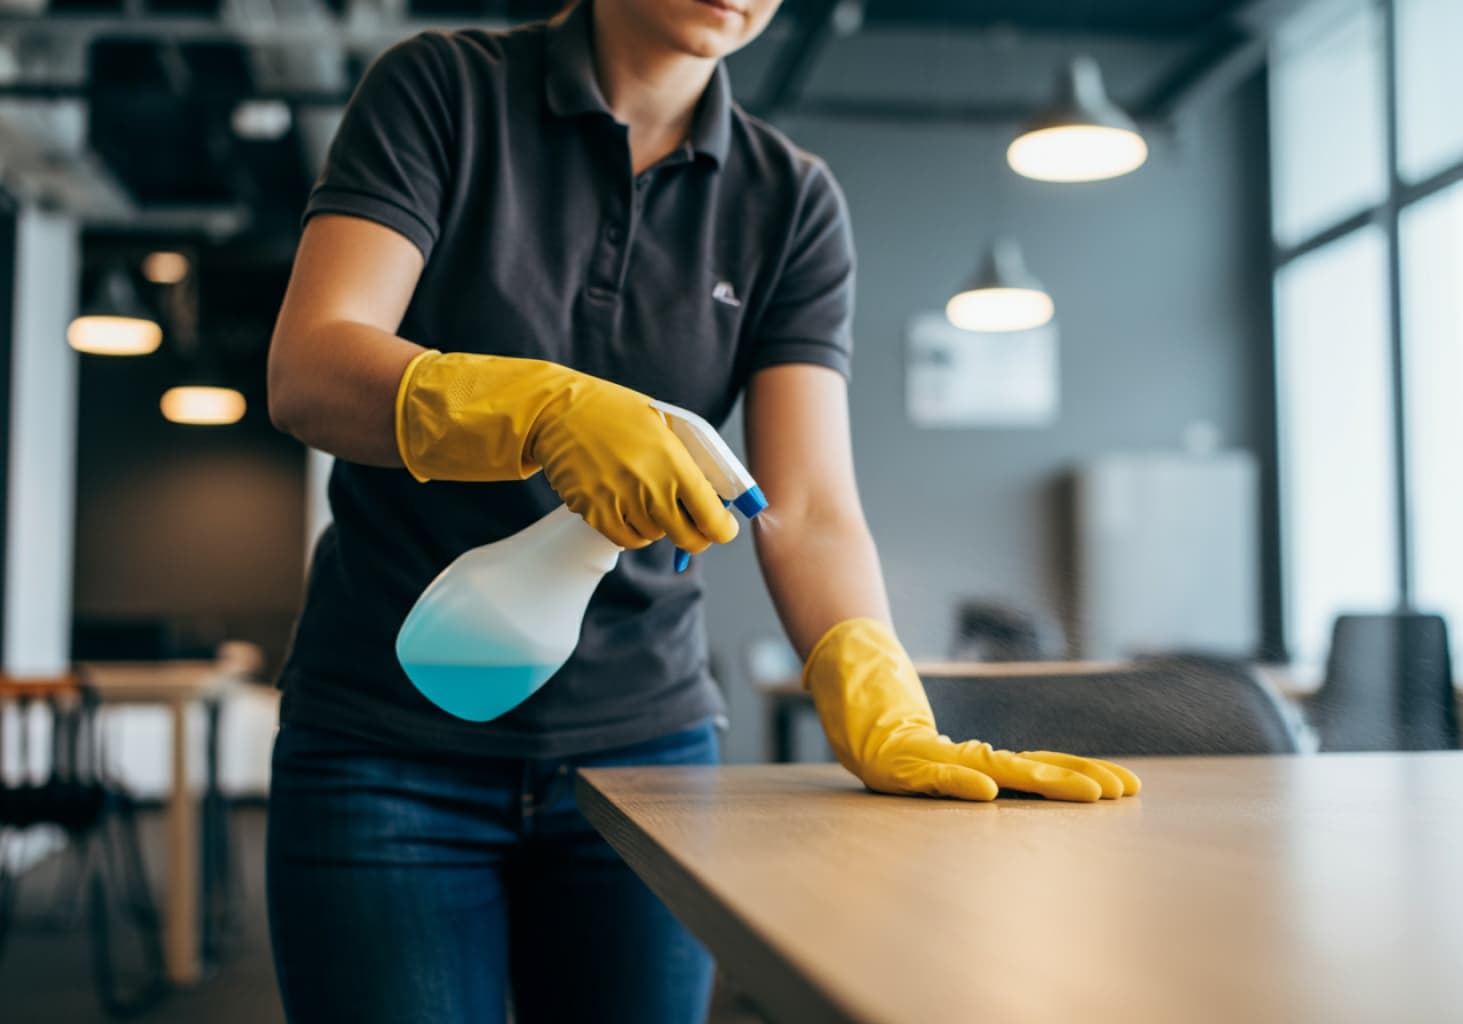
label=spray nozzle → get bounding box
[649,400,766,572]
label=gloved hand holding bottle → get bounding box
[803,617,1142,802]
[395,350,739,554]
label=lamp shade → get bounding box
[946,240,1055,333]
[67,268,163,356]
[160,385,246,425]
[1008,57,1148,183]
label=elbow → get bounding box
[266,339,306,440]
[266,367,294,437]
[268,393,296,439]
[267,315,333,441]
[267,373,291,435]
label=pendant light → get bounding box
[142,250,190,285]
[946,239,1054,333]
[1007,56,1147,183]
[160,384,246,425]
[67,267,163,356]
[153,253,247,426]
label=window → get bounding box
[1270,0,1463,667]
[1400,183,1463,668]
[1269,0,1386,248]
[1396,0,1463,183]
[1275,227,1398,667]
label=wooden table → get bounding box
[578,755,1463,1024]
[81,661,247,986]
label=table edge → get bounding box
[575,767,870,1024]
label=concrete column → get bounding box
[4,206,78,675]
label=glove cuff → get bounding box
[394,349,441,483]
[801,617,893,692]
[801,616,934,721]
[801,617,927,707]
[394,351,567,483]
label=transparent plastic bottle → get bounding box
[395,505,621,721]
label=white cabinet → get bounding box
[1075,452,1259,660]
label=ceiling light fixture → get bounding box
[145,251,245,425]
[142,250,190,285]
[1008,57,1148,183]
[160,385,247,426]
[67,267,163,356]
[946,240,1055,333]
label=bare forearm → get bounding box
[755,509,892,660]
[268,318,422,466]
[267,214,431,465]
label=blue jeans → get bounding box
[266,720,719,1024]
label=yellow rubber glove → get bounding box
[395,350,738,552]
[803,618,1142,802]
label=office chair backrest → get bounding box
[950,600,1065,662]
[1310,613,1457,752]
[923,658,1302,757]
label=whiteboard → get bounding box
[905,313,1059,428]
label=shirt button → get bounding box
[607,224,624,244]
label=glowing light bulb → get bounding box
[161,386,246,425]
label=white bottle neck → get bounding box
[531,505,622,575]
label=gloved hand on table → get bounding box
[803,618,1142,802]
[395,350,738,553]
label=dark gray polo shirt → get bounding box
[277,2,855,759]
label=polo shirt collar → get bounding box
[544,1,733,166]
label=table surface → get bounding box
[578,755,1463,1024]
[79,660,247,703]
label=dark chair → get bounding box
[1304,613,1458,752]
[923,657,1304,757]
[0,673,169,1017]
[951,600,1066,662]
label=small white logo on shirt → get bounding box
[712,281,741,308]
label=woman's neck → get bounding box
[590,4,718,174]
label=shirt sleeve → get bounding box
[303,33,456,261]
[748,159,856,379]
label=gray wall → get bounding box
[702,70,1274,763]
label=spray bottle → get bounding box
[395,399,766,722]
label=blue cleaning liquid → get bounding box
[400,662,558,723]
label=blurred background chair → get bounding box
[1303,613,1458,752]
[0,673,168,1017]
[924,656,1304,757]
[950,599,1066,662]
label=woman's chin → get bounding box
[668,25,743,59]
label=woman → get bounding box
[265,1,1140,1021]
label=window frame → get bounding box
[1271,0,1463,659]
